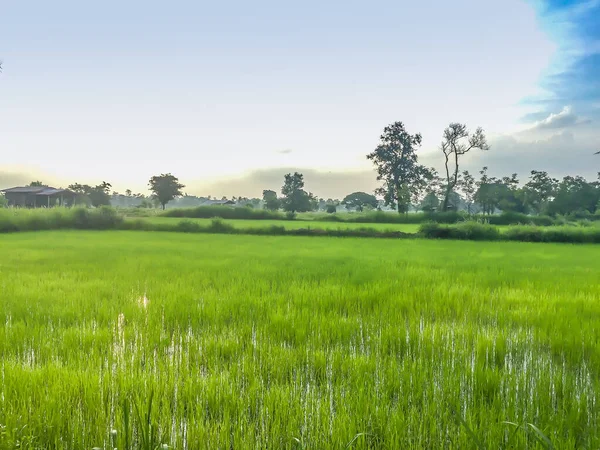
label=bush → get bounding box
[162,206,285,220]
[285,211,297,220]
[0,207,124,233]
[206,218,236,233]
[326,205,337,214]
[420,221,500,241]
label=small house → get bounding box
[1,186,76,208]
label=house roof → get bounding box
[1,186,74,196]
[201,199,235,206]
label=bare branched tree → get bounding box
[440,123,489,211]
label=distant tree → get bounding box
[326,204,337,214]
[125,189,133,197]
[308,192,320,211]
[440,123,489,211]
[547,176,600,216]
[28,181,45,187]
[88,182,112,207]
[262,190,280,211]
[281,172,312,213]
[523,170,558,215]
[67,181,112,207]
[342,192,378,212]
[419,192,439,213]
[367,121,434,213]
[148,173,185,210]
[474,167,498,215]
[459,170,477,214]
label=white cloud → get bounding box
[529,106,591,130]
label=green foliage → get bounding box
[0,194,7,208]
[326,204,337,214]
[0,207,123,232]
[281,172,313,213]
[341,192,378,212]
[28,180,45,187]
[419,221,500,241]
[163,205,285,220]
[419,192,439,213]
[0,232,599,448]
[68,181,112,207]
[262,189,280,211]
[367,121,434,213]
[148,173,185,210]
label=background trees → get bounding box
[148,174,185,210]
[367,122,434,213]
[342,192,378,212]
[68,182,112,207]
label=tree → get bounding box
[342,192,378,212]
[281,172,312,213]
[523,170,558,215]
[547,176,600,216]
[262,190,280,211]
[440,123,489,211]
[459,170,477,214]
[419,192,439,213]
[125,189,133,197]
[28,181,45,187]
[67,181,112,207]
[0,194,7,208]
[326,204,337,214]
[148,174,185,210]
[367,121,433,213]
[474,167,498,215]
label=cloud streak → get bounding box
[529,106,591,130]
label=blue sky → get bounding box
[0,0,598,197]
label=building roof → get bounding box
[201,199,235,206]
[1,186,74,195]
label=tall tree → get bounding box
[367,121,433,213]
[281,172,312,213]
[67,182,112,207]
[523,170,558,215]
[28,181,45,187]
[342,192,378,212]
[148,174,185,210]
[262,190,280,211]
[459,170,477,214]
[440,123,489,211]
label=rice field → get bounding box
[0,231,599,449]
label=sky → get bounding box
[1,0,599,198]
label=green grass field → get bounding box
[1,231,599,448]
[129,216,423,233]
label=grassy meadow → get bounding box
[0,231,599,448]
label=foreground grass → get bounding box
[0,231,599,448]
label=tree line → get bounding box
[5,120,598,216]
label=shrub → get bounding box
[207,218,236,233]
[162,206,284,220]
[285,211,297,220]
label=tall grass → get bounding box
[162,205,286,220]
[0,232,598,448]
[0,206,122,232]
[420,222,600,243]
